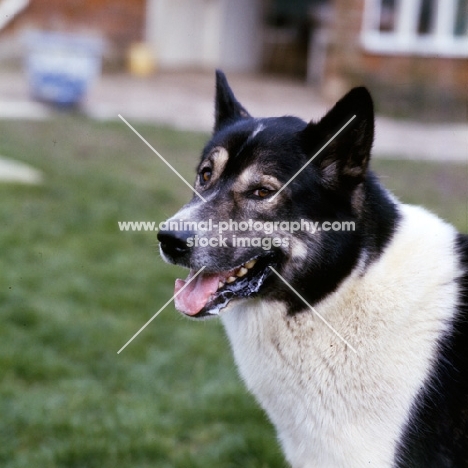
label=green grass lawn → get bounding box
[0,116,466,468]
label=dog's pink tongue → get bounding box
[174,272,220,316]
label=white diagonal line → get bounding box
[118,114,207,203]
[117,266,206,354]
[269,115,356,201]
[268,266,357,353]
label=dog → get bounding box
[157,70,468,467]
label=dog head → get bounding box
[158,70,375,318]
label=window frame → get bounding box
[361,0,468,57]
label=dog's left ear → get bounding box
[214,69,251,132]
[301,87,374,189]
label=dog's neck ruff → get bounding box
[221,204,460,467]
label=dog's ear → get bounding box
[301,87,374,189]
[214,69,250,132]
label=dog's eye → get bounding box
[200,168,212,185]
[253,187,272,198]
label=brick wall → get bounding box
[326,0,468,121]
[4,0,145,68]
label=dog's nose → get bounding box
[157,230,193,259]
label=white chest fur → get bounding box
[221,205,460,468]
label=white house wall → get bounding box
[146,0,262,72]
[218,0,262,72]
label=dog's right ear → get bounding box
[214,69,250,132]
[301,87,374,190]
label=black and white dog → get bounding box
[158,71,468,467]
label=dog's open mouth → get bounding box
[174,255,274,318]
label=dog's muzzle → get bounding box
[157,229,193,265]
[157,226,278,318]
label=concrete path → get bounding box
[374,116,467,162]
[84,71,468,163]
[0,70,466,164]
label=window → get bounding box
[361,0,468,56]
[379,0,397,32]
[454,0,468,36]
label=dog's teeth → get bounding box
[245,259,257,269]
[218,281,224,290]
[226,276,236,283]
[237,267,248,277]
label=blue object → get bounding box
[25,31,102,107]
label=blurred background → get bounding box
[0,1,467,467]
[0,0,467,119]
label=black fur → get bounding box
[396,234,468,468]
[214,69,250,132]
